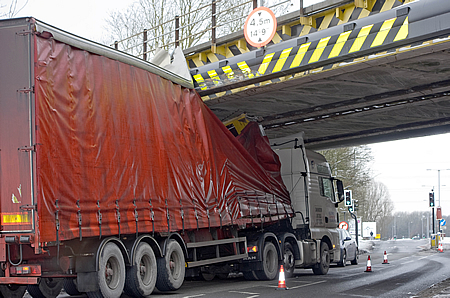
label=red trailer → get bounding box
[0,17,344,298]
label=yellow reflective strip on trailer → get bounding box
[394,17,409,42]
[309,36,331,63]
[329,31,352,58]
[2,213,30,224]
[273,48,293,73]
[258,53,275,75]
[222,65,234,79]
[349,24,374,53]
[371,18,396,47]
[237,61,255,78]
[290,42,311,68]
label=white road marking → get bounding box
[229,290,260,298]
[184,294,205,298]
[265,279,326,289]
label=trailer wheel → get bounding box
[27,278,63,298]
[63,278,81,296]
[283,242,295,278]
[255,242,278,280]
[312,242,330,275]
[156,240,185,291]
[125,242,157,297]
[0,283,27,298]
[88,242,125,298]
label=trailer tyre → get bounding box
[63,278,81,296]
[27,278,63,298]
[283,242,295,278]
[312,242,330,275]
[88,242,125,298]
[125,242,157,297]
[0,283,27,298]
[156,240,185,291]
[255,242,278,280]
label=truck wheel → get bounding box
[156,240,185,291]
[338,249,346,267]
[88,242,125,298]
[283,242,295,278]
[125,242,157,297]
[0,284,27,298]
[63,278,81,296]
[200,272,215,281]
[243,271,259,280]
[27,278,63,298]
[312,242,330,275]
[255,242,278,280]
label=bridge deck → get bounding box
[187,0,450,149]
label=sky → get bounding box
[5,0,450,215]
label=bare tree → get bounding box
[320,146,373,205]
[0,0,28,18]
[104,0,212,58]
[103,0,291,59]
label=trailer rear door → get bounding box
[0,19,35,234]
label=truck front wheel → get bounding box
[255,242,278,280]
[156,240,185,291]
[312,242,330,275]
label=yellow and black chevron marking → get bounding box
[186,0,409,69]
[192,14,409,100]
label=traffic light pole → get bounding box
[350,211,358,246]
[432,207,435,234]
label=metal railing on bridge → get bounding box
[110,0,340,61]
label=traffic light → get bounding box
[354,200,359,211]
[348,205,354,212]
[345,190,352,206]
[429,192,435,207]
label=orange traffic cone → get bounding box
[276,265,288,290]
[438,242,444,253]
[365,255,372,272]
[382,251,389,264]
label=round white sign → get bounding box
[244,7,277,48]
[339,221,348,230]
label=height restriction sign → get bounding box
[244,7,277,48]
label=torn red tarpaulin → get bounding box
[33,35,292,243]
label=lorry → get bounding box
[0,17,344,298]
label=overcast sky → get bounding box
[7,0,450,216]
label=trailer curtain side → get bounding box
[33,34,292,243]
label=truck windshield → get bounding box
[319,177,335,201]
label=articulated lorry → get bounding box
[0,17,344,298]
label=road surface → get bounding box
[25,238,450,298]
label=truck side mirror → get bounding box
[336,180,344,202]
